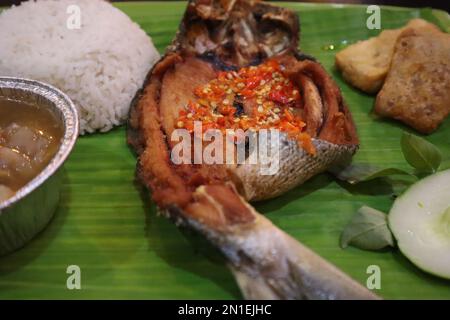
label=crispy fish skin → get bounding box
[235,137,356,201]
[375,28,450,134]
[128,0,376,299]
[335,19,441,93]
[231,54,358,201]
[169,0,300,66]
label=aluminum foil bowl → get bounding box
[0,77,78,256]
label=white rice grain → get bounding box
[0,0,160,134]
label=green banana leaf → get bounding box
[0,1,449,299]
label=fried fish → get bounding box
[128,0,378,299]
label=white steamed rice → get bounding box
[0,0,160,134]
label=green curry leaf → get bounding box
[340,206,395,251]
[401,132,442,174]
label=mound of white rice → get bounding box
[0,0,160,134]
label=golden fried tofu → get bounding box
[375,28,450,134]
[335,19,441,93]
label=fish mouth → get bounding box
[127,0,373,300]
[171,0,300,67]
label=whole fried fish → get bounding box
[128,0,377,300]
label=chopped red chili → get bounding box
[175,59,315,154]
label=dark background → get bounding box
[0,0,448,11]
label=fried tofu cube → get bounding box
[335,19,441,94]
[374,28,450,134]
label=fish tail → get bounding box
[169,184,380,300]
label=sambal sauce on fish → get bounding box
[128,0,378,300]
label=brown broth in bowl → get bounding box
[0,98,63,203]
